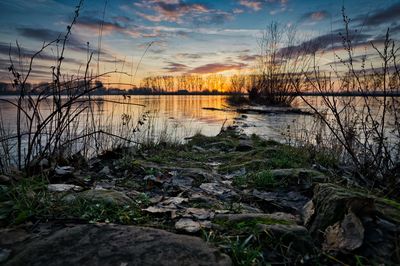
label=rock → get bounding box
[308,183,376,239]
[54,166,74,176]
[175,218,201,233]
[184,208,213,220]
[204,141,236,152]
[214,212,298,225]
[5,224,231,266]
[177,168,215,183]
[0,229,29,246]
[270,168,328,190]
[323,211,364,252]
[161,197,188,207]
[223,168,246,180]
[0,248,11,263]
[142,206,176,214]
[47,184,83,193]
[252,189,309,214]
[93,180,115,190]
[67,189,134,206]
[99,166,111,175]
[238,204,263,214]
[309,183,400,264]
[172,176,193,190]
[235,139,253,152]
[143,197,188,218]
[200,183,237,199]
[189,192,220,207]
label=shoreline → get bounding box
[1,128,399,265]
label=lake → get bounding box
[1,94,397,169]
[0,95,313,143]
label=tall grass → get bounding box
[0,1,147,175]
[293,8,400,197]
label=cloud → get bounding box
[17,27,82,47]
[0,42,82,65]
[163,62,189,72]
[77,16,125,34]
[17,27,92,54]
[188,62,247,74]
[112,16,134,24]
[237,54,259,61]
[239,0,262,11]
[176,53,203,59]
[300,11,330,22]
[136,0,208,23]
[278,31,373,56]
[356,2,400,26]
[233,8,245,14]
[135,0,232,25]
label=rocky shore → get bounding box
[0,129,399,265]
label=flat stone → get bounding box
[270,168,328,189]
[48,184,83,193]
[200,183,237,199]
[161,197,188,206]
[252,189,309,213]
[54,166,74,176]
[175,218,201,233]
[172,176,194,190]
[142,206,176,214]
[70,189,134,206]
[184,208,213,220]
[5,224,231,266]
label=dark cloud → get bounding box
[163,62,189,72]
[237,54,259,61]
[77,16,125,32]
[279,31,372,56]
[0,42,82,65]
[356,2,400,26]
[188,62,247,74]
[17,27,89,55]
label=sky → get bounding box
[0,0,399,87]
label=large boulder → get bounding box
[5,224,231,266]
[307,183,400,265]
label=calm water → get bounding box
[1,94,397,156]
[0,95,311,142]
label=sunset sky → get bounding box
[0,0,399,87]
